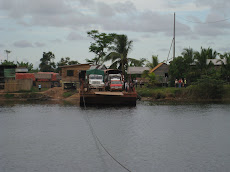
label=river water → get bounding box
[0,100,230,172]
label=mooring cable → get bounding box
[81,90,132,172]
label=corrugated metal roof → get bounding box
[127,67,150,74]
[60,64,91,68]
[149,63,164,73]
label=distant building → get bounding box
[60,64,91,90]
[0,65,17,90]
[149,63,169,84]
[127,67,150,83]
[15,67,28,73]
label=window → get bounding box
[67,70,74,76]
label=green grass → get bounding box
[137,84,230,100]
[63,91,76,98]
[137,86,183,99]
[4,93,15,99]
[16,86,49,93]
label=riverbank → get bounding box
[136,85,230,102]
[0,87,78,101]
[1,85,230,103]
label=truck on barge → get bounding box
[80,69,137,106]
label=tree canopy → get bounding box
[39,52,56,72]
[87,30,116,65]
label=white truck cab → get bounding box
[88,74,104,89]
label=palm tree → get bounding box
[104,34,133,76]
[182,47,194,64]
[219,52,230,81]
[146,55,159,69]
[85,57,101,65]
[194,47,218,75]
[129,58,147,67]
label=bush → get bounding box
[191,76,224,99]
[63,91,76,98]
[5,93,14,99]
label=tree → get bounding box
[87,30,116,65]
[194,47,217,75]
[129,58,147,67]
[104,34,133,77]
[146,55,159,69]
[219,52,230,82]
[1,60,16,65]
[17,61,33,71]
[56,57,79,72]
[39,52,56,72]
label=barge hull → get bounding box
[80,92,137,106]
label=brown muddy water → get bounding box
[0,100,230,172]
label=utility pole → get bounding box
[173,12,175,59]
[5,50,11,61]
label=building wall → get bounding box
[4,79,33,92]
[35,81,52,88]
[61,64,90,91]
[153,64,169,83]
[153,64,169,76]
[61,64,90,83]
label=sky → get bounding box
[0,0,230,68]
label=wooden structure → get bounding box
[149,63,169,84]
[0,65,17,89]
[60,64,91,91]
[4,79,33,92]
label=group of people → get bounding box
[175,78,187,88]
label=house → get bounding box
[34,72,61,88]
[60,64,91,90]
[0,65,17,90]
[149,63,169,84]
[127,67,150,82]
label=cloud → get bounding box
[193,12,230,36]
[35,42,45,47]
[0,43,4,47]
[13,40,34,48]
[67,32,86,40]
[50,39,63,43]
[0,0,191,36]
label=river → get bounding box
[0,100,230,172]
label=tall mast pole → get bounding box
[173,12,175,59]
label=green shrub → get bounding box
[5,93,14,99]
[191,76,224,99]
[63,91,76,98]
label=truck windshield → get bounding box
[111,81,121,84]
[89,75,103,80]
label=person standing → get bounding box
[135,79,138,88]
[184,78,187,88]
[140,80,143,88]
[175,79,178,88]
[125,81,129,92]
[178,78,182,88]
[38,84,41,91]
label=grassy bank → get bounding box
[136,85,230,101]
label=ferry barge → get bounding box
[80,91,137,106]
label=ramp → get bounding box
[94,91,124,96]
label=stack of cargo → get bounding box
[16,73,35,81]
[35,72,61,88]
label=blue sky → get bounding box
[0,0,230,68]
